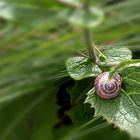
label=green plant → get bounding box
[64,0,140,139]
[0,0,140,140]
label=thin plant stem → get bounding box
[83,29,97,63]
[83,0,97,63]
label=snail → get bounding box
[94,72,122,99]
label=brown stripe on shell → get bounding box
[94,72,122,100]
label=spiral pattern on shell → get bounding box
[94,72,122,99]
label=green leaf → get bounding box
[66,79,129,140]
[109,59,140,78]
[0,2,58,28]
[85,88,140,139]
[98,47,132,66]
[120,66,140,95]
[0,89,58,140]
[58,6,104,28]
[3,0,61,9]
[65,57,102,80]
[65,47,132,81]
[67,79,94,127]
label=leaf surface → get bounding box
[120,66,140,95]
[58,6,104,28]
[99,47,132,65]
[85,87,140,138]
[66,57,102,80]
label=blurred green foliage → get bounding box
[0,0,140,140]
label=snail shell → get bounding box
[94,72,122,99]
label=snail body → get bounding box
[94,72,122,99]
